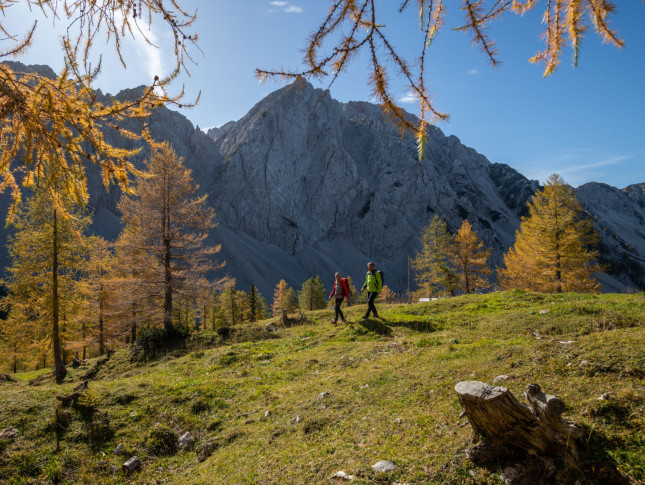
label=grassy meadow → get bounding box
[0,291,643,484]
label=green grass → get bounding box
[0,291,643,484]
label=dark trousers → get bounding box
[334,298,345,321]
[365,292,378,317]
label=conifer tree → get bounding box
[1,2,199,221]
[379,285,395,302]
[110,225,161,343]
[83,236,115,356]
[219,285,250,326]
[298,276,327,311]
[272,279,289,317]
[283,288,299,314]
[248,284,269,322]
[449,220,492,294]
[249,284,259,322]
[412,215,458,297]
[117,142,224,333]
[0,186,91,380]
[499,174,602,293]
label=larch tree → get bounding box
[272,279,289,317]
[498,174,602,293]
[298,276,327,311]
[82,236,115,357]
[379,285,395,302]
[0,1,200,221]
[412,215,458,297]
[449,220,492,294]
[117,142,224,333]
[0,184,91,381]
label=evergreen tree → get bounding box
[449,220,492,294]
[248,284,269,322]
[498,174,602,293]
[0,187,91,380]
[219,285,241,326]
[283,287,299,314]
[117,142,224,333]
[298,276,326,310]
[248,284,258,322]
[412,215,458,297]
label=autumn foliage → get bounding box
[499,174,602,293]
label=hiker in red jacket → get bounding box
[329,272,350,324]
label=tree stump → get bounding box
[455,381,582,469]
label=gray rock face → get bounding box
[1,66,643,296]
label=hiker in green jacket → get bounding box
[361,262,382,319]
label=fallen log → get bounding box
[455,381,582,469]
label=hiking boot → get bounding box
[341,318,346,323]
[362,314,369,320]
[331,320,337,325]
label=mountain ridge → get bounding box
[1,62,644,296]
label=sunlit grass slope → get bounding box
[0,291,643,484]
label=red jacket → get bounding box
[329,278,350,299]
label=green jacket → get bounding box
[363,270,382,293]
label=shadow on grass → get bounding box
[576,425,637,484]
[381,318,437,333]
[358,318,392,336]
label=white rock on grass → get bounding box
[372,460,397,473]
[178,432,194,450]
[493,375,510,384]
[331,471,357,480]
[317,392,330,401]
[112,443,123,456]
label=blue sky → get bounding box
[11,0,645,188]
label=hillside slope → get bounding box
[1,292,643,484]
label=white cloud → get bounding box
[557,155,629,173]
[114,13,163,83]
[398,92,418,104]
[468,69,479,75]
[268,1,303,14]
[526,154,632,187]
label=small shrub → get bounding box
[191,397,211,414]
[130,325,190,362]
[146,424,178,456]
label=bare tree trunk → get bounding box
[163,236,173,332]
[98,281,105,355]
[52,209,66,382]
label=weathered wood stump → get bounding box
[455,381,583,478]
[280,310,308,327]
